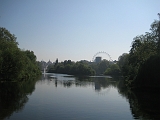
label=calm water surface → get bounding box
[2,73,160,120]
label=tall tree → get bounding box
[0,27,41,82]
[118,53,129,77]
[121,15,160,87]
[157,13,160,54]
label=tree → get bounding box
[23,50,36,62]
[48,60,95,76]
[104,64,120,76]
[150,18,160,54]
[118,53,129,71]
[55,58,58,66]
[0,27,18,45]
[97,60,110,75]
[0,27,41,82]
[135,55,160,88]
[127,34,156,81]
[122,16,160,88]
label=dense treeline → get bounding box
[48,59,95,76]
[0,27,41,82]
[47,59,121,76]
[104,64,121,76]
[118,17,160,88]
[90,60,120,76]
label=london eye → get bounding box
[92,51,113,62]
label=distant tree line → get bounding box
[89,60,121,76]
[0,27,41,82]
[118,16,160,88]
[48,59,95,76]
[47,59,121,76]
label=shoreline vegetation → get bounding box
[121,17,160,89]
[0,27,41,82]
[47,59,95,76]
[47,60,121,77]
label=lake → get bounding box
[1,73,160,120]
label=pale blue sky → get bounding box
[0,0,159,62]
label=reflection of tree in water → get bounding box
[49,75,122,94]
[94,77,111,92]
[63,76,120,93]
[117,81,160,120]
[0,79,37,119]
[51,74,120,94]
[131,90,160,119]
[62,81,74,88]
[54,76,121,93]
[93,77,120,94]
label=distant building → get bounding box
[95,57,101,63]
[47,60,52,66]
[40,60,53,71]
[113,60,118,64]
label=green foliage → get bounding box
[0,27,18,45]
[119,18,160,88]
[135,55,160,88]
[48,60,95,76]
[0,27,41,82]
[23,50,36,62]
[127,20,159,82]
[104,64,121,76]
[49,59,121,76]
[89,60,110,75]
[118,53,129,77]
[97,60,110,75]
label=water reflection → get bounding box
[0,79,38,120]
[44,74,160,119]
[41,73,119,94]
[2,73,160,120]
[117,82,160,120]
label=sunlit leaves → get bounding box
[120,18,160,88]
[0,27,41,82]
[48,60,95,76]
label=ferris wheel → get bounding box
[92,51,113,62]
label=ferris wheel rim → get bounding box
[92,51,113,62]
